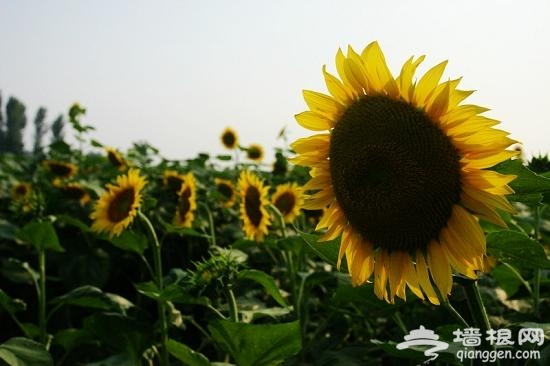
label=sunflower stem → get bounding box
[533,205,542,318]
[437,289,469,329]
[225,284,239,322]
[138,211,169,366]
[199,202,217,247]
[38,247,48,347]
[462,279,494,354]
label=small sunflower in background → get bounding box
[90,169,146,237]
[43,160,78,178]
[221,127,239,149]
[105,147,128,171]
[214,178,236,208]
[271,183,304,223]
[173,172,197,228]
[246,144,264,162]
[12,182,32,201]
[59,182,91,206]
[238,170,271,242]
[163,170,187,192]
[291,41,517,304]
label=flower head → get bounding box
[271,183,303,223]
[238,170,271,241]
[173,172,197,228]
[214,178,236,208]
[291,41,517,304]
[90,169,146,237]
[221,127,239,149]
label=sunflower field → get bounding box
[2,42,550,366]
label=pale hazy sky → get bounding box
[1,0,549,161]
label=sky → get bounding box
[1,0,549,162]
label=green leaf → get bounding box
[0,337,53,366]
[0,258,39,285]
[50,285,133,313]
[82,313,153,362]
[0,289,26,315]
[494,159,550,205]
[371,339,461,364]
[136,278,210,306]
[491,264,523,297]
[16,221,64,252]
[238,269,288,307]
[166,338,211,366]
[298,232,345,270]
[55,214,90,232]
[208,320,301,366]
[216,154,233,161]
[0,219,18,241]
[487,230,550,269]
[109,230,148,255]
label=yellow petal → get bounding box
[291,134,330,154]
[415,252,440,305]
[413,60,448,107]
[295,111,333,131]
[427,241,452,296]
[303,90,342,118]
[323,66,353,104]
[396,55,425,102]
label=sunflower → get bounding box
[246,144,264,162]
[59,182,91,206]
[214,178,236,207]
[238,170,271,241]
[12,182,32,200]
[173,172,197,228]
[163,170,187,192]
[272,183,304,223]
[221,127,239,149]
[291,41,517,304]
[43,160,78,178]
[105,147,128,171]
[90,169,146,238]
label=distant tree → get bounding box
[5,97,27,154]
[0,92,4,153]
[33,107,47,156]
[51,114,65,144]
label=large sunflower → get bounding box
[173,172,198,228]
[291,42,517,304]
[238,170,271,241]
[271,183,304,223]
[90,169,146,237]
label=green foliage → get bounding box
[208,320,302,366]
[0,338,53,366]
[1,100,550,365]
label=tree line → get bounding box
[0,91,65,156]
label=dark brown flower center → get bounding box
[107,188,135,223]
[49,162,74,177]
[329,95,462,252]
[247,146,262,160]
[63,185,86,199]
[245,186,263,226]
[222,131,237,148]
[217,182,233,199]
[108,151,125,167]
[166,175,184,192]
[178,187,192,216]
[274,192,296,216]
